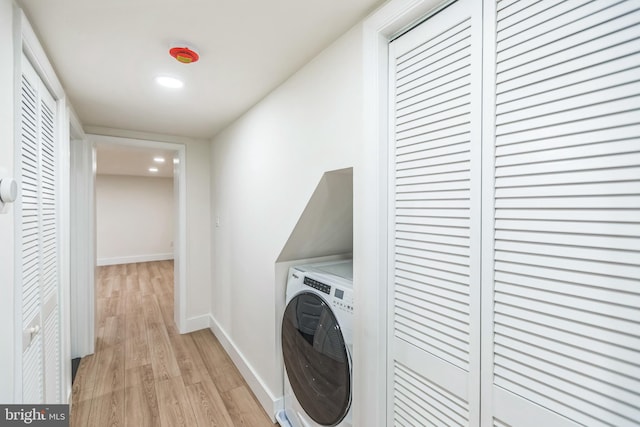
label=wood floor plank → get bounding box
[222,386,273,427]
[145,301,181,380]
[72,353,97,403]
[155,377,198,427]
[125,274,139,294]
[96,278,111,299]
[92,342,125,398]
[125,364,155,389]
[86,390,125,427]
[148,262,161,280]
[125,292,143,315]
[124,381,160,427]
[125,313,150,369]
[139,275,154,295]
[69,396,91,426]
[125,263,138,276]
[186,378,235,427]
[192,330,244,393]
[110,274,122,298]
[96,315,124,351]
[142,294,164,326]
[114,264,127,277]
[95,299,107,329]
[157,295,179,336]
[136,263,150,280]
[169,333,206,385]
[98,296,125,327]
[151,277,167,298]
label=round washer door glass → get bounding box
[282,291,351,426]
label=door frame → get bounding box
[69,112,94,360]
[357,0,454,425]
[87,133,188,334]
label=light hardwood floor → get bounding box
[70,261,274,427]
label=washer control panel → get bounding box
[332,286,354,314]
[296,268,354,315]
[303,276,331,294]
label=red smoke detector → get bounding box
[169,46,199,64]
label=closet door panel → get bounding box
[20,55,44,404]
[486,1,640,425]
[389,0,482,424]
[18,52,61,404]
[39,73,60,404]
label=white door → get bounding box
[18,52,61,404]
[388,0,483,424]
[483,1,640,425]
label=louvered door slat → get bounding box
[394,362,469,427]
[497,81,640,127]
[395,278,469,310]
[44,305,60,403]
[22,334,43,404]
[395,266,470,300]
[487,1,640,425]
[496,334,640,392]
[499,10,640,79]
[40,96,57,301]
[495,239,640,265]
[20,70,41,328]
[496,0,569,32]
[497,40,639,97]
[397,86,471,128]
[497,1,627,54]
[397,19,470,74]
[495,322,640,379]
[389,0,481,424]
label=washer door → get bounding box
[282,291,351,426]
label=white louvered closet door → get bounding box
[19,53,61,404]
[484,1,640,426]
[388,0,482,425]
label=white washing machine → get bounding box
[278,260,354,427]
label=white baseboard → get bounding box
[182,314,211,334]
[97,253,174,266]
[208,314,278,422]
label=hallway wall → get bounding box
[209,24,363,415]
[96,174,174,265]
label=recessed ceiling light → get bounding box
[154,157,165,163]
[155,76,184,89]
[173,158,179,165]
[149,167,159,173]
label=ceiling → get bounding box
[18,0,385,140]
[96,143,175,178]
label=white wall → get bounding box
[0,0,16,404]
[96,174,174,265]
[184,140,212,326]
[209,25,363,416]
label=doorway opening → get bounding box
[69,134,187,362]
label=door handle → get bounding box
[29,324,40,339]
